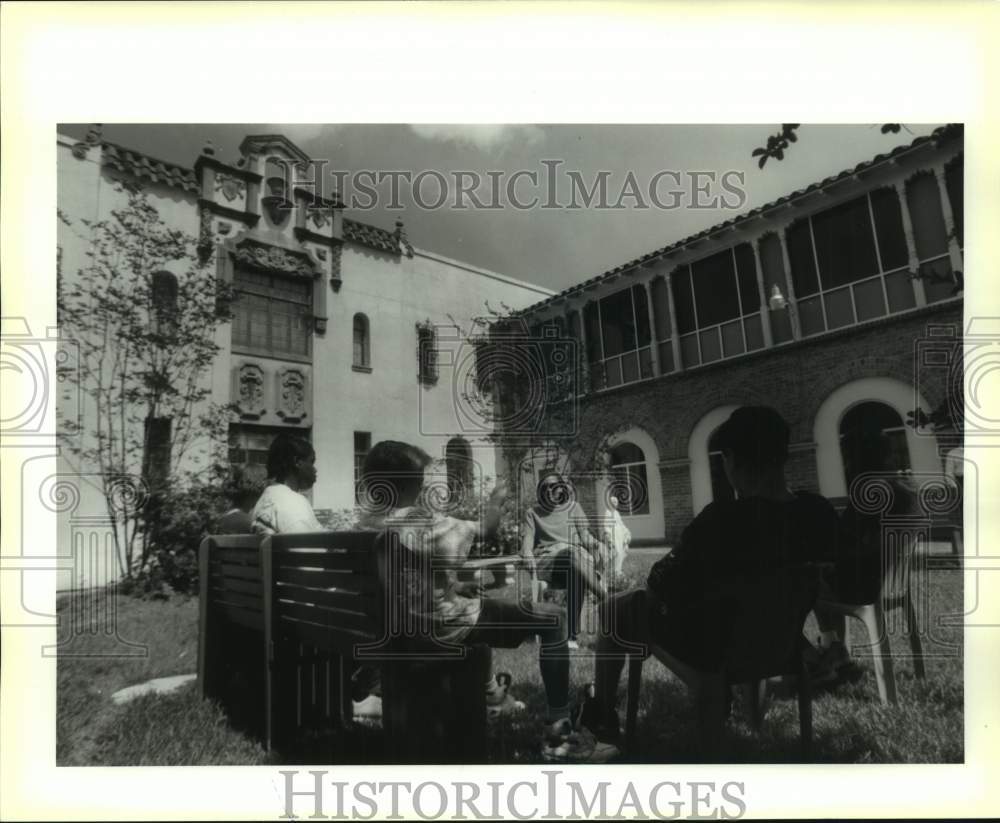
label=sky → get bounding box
[58,123,944,294]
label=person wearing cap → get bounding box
[577,406,839,747]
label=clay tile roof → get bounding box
[342,217,401,255]
[518,124,963,316]
[101,142,200,195]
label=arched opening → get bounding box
[839,401,910,488]
[689,404,739,515]
[597,427,665,542]
[445,436,473,501]
[707,427,736,503]
[814,377,940,500]
[352,313,370,369]
[151,270,178,335]
[608,442,650,516]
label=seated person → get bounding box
[359,440,618,763]
[250,434,323,535]
[582,406,838,744]
[215,471,263,534]
[813,427,923,669]
[522,473,610,648]
[603,495,632,582]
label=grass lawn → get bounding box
[57,548,963,766]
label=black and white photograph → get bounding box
[2,3,998,821]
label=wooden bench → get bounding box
[199,530,512,762]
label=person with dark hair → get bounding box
[579,406,838,747]
[216,471,264,534]
[522,472,610,648]
[359,440,618,763]
[250,434,322,535]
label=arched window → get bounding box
[151,270,178,335]
[353,313,371,369]
[707,427,736,503]
[609,441,650,515]
[446,436,473,500]
[839,401,911,488]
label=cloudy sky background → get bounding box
[59,123,944,294]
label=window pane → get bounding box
[249,295,269,348]
[744,313,765,351]
[885,269,917,313]
[824,286,854,330]
[639,347,653,379]
[733,243,760,313]
[920,256,957,304]
[671,267,697,335]
[869,187,909,271]
[758,232,787,294]
[945,156,963,248]
[853,277,887,322]
[658,341,674,373]
[786,220,819,297]
[721,319,745,358]
[798,295,825,337]
[811,195,879,289]
[621,351,640,384]
[583,301,602,363]
[699,327,722,363]
[632,285,652,347]
[600,289,637,357]
[651,277,671,340]
[611,442,645,465]
[906,172,949,260]
[627,465,650,515]
[692,248,740,327]
[605,356,623,388]
[680,332,699,368]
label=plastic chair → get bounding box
[816,525,927,705]
[625,564,821,759]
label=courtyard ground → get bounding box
[57,548,963,766]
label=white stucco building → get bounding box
[56,129,551,586]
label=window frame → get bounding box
[352,312,371,371]
[589,285,655,391]
[609,442,651,517]
[231,268,313,362]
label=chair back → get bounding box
[879,524,926,607]
[717,564,821,682]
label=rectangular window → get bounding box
[591,285,653,390]
[142,417,172,487]
[228,425,310,482]
[354,431,371,503]
[417,323,439,385]
[786,186,932,337]
[232,269,312,357]
[670,243,764,369]
[906,172,957,304]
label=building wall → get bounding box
[547,301,961,544]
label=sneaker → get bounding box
[352,694,383,720]
[542,718,619,763]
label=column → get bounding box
[894,180,927,307]
[776,226,802,339]
[642,278,660,377]
[665,272,684,372]
[572,304,589,395]
[933,164,964,279]
[750,237,774,348]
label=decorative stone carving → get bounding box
[276,367,308,423]
[309,208,330,229]
[196,208,214,263]
[218,221,232,236]
[235,363,267,419]
[315,247,327,261]
[231,239,315,276]
[329,242,343,293]
[216,173,246,203]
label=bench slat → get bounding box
[275,583,376,614]
[277,600,375,636]
[271,550,371,573]
[212,577,261,596]
[210,562,261,581]
[274,567,376,593]
[212,547,260,566]
[269,532,377,553]
[210,589,264,611]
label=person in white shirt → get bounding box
[602,495,631,581]
[251,434,322,535]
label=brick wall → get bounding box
[519,302,963,544]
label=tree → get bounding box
[58,181,235,579]
[751,123,905,168]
